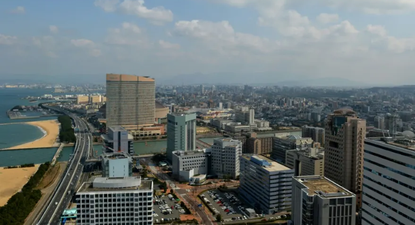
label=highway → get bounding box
[36,108,92,225]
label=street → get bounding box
[37,109,92,225]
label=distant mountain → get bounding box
[155,72,303,86]
[156,73,366,87]
[277,77,368,87]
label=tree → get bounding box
[216,214,222,222]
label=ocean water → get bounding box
[0,148,57,167]
[0,124,45,149]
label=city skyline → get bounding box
[2,1,415,85]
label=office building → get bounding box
[246,132,275,155]
[101,126,134,155]
[292,175,356,225]
[77,95,89,104]
[166,113,196,162]
[324,108,366,209]
[302,126,325,146]
[76,177,153,225]
[90,95,102,104]
[235,108,255,125]
[172,149,211,181]
[286,147,324,176]
[211,138,242,179]
[106,74,155,130]
[384,113,400,136]
[101,152,133,178]
[239,155,294,214]
[362,139,415,225]
[272,135,314,163]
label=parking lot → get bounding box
[153,193,187,224]
[201,189,252,222]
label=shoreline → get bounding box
[1,120,60,150]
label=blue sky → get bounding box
[1,0,415,85]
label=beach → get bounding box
[0,165,40,206]
[4,120,59,150]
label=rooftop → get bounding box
[295,176,353,198]
[78,177,152,192]
[243,154,291,172]
[109,126,127,132]
[101,151,131,160]
[106,74,154,82]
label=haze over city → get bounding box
[0,1,415,225]
[2,0,415,85]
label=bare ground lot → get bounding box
[0,165,40,206]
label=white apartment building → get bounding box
[292,175,356,225]
[172,149,211,181]
[76,177,153,225]
[362,139,415,225]
[239,155,294,214]
[211,138,242,179]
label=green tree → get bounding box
[216,214,222,222]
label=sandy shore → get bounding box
[0,165,40,206]
[5,120,59,150]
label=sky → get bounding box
[1,0,415,85]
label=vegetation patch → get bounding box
[58,115,76,143]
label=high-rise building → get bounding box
[211,138,242,179]
[239,155,294,214]
[101,126,134,155]
[292,175,356,225]
[101,152,133,178]
[286,147,324,177]
[324,108,366,209]
[362,139,415,225]
[172,149,211,181]
[272,135,314,163]
[106,74,155,130]
[384,113,400,136]
[166,113,196,161]
[75,177,153,225]
[302,126,325,146]
[374,116,385,130]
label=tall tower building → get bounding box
[324,108,366,209]
[166,113,197,161]
[362,139,415,225]
[106,74,155,130]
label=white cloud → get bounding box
[95,0,173,25]
[94,0,119,12]
[71,39,101,56]
[49,25,59,34]
[316,13,339,24]
[106,22,149,46]
[159,40,180,49]
[10,6,25,14]
[71,39,95,47]
[0,34,17,45]
[235,0,415,15]
[173,20,280,53]
[32,36,58,58]
[366,25,387,37]
[311,0,415,14]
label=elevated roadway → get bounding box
[36,108,92,225]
